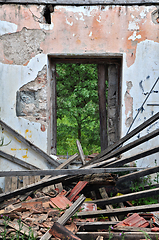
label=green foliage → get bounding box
[0,215,37,240]
[0,136,11,147]
[130,174,159,206]
[139,230,152,240]
[56,63,101,155]
[108,225,114,240]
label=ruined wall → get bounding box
[0,4,159,189]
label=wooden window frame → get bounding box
[47,53,122,154]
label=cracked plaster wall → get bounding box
[0,4,159,185]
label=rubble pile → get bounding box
[0,112,159,239]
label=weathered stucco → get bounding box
[0,4,159,189]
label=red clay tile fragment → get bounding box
[115,213,149,228]
[151,227,159,232]
[50,195,72,209]
[67,181,88,202]
[81,202,97,212]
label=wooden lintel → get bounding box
[0,0,158,5]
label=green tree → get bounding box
[56,63,100,155]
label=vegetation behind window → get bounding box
[56,63,100,155]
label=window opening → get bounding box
[48,57,122,156]
[43,5,54,24]
[56,63,100,155]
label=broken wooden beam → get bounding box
[76,140,86,165]
[77,203,159,217]
[76,231,159,240]
[0,167,146,177]
[103,146,159,168]
[49,222,81,240]
[84,112,159,166]
[88,128,159,166]
[99,187,118,221]
[118,164,159,183]
[0,120,60,167]
[76,221,119,231]
[0,174,68,202]
[89,187,159,206]
[0,150,40,170]
[40,194,85,240]
[56,153,79,169]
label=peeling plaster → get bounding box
[124,81,133,127]
[39,22,54,30]
[0,5,159,176]
[66,18,73,26]
[0,5,158,67]
[0,27,46,65]
[0,20,17,36]
[128,31,142,41]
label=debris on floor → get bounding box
[0,112,159,239]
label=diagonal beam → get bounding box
[84,112,159,167]
[0,120,60,167]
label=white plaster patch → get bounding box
[56,6,110,17]
[0,20,17,36]
[79,13,84,21]
[128,21,139,31]
[39,22,54,30]
[128,31,141,41]
[66,18,73,26]
[140,10,147,19]
[96,15,101,23]
[89,31,92,37]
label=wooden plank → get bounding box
[89,186,159,206]
[0,167,146,177]
[0,174,68,202]
[87,128,159,166]
[11,176,17,191]
[49,222,81,240]
[5,177,12,192]
[76,221,119,231]
[98,64,108,151]
[76,232,159,240]
[0,120,60,167]
[113,226,151,232]
[104,146,159,168]
[40,194,86,240]
[23,176,30,187]
[77,203,159,217]
[118,165,159,183]
[56,153,78,169]
[0,0,158,5]
[50,63,57,155]
[8,219,37,237]
[76,140,85,165]
[99,187,118,221]
[0,150,40,170]
[107,64,120,146]
[84,112,159,166]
